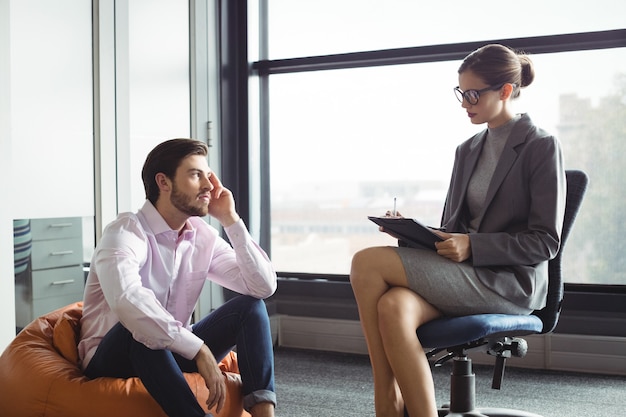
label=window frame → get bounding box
[253,29,626,75]
[251,28,626,282]
[219,0,626,336]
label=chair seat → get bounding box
[417,314,544,348]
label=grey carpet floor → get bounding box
[273,347,625,417]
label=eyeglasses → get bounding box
[454,84,507,105]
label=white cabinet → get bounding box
[15,218,84,329]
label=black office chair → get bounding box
[416,170,589,417]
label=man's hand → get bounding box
[207,174,240,227]
[194,344,226,414]
[433,231,471,263]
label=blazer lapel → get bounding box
[461,133,485,193]
[477,116,531,227]
[445,132,485,231]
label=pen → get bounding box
[392,197,397,217]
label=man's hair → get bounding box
[141,138,209,204]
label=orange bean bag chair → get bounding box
[0,302,251,417]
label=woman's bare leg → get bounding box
[378,287,441,417]
[350,246,431,417]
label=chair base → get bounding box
[438,407,543,417]
[433,356,543,417]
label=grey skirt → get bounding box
[395,246,532,317]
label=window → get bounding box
[121,0,191,212]
[266,0,626,58]
[252,0,626,285]
[268,63,463,274]
[10,0,94,260]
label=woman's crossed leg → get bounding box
[350,246,441,417]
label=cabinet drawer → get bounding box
[30,217,82,240]
[32,293,84,318]
[32,265,84,299]
[31,237,83,269]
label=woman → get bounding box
[350,44,566,417]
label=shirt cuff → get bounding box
[170,327,204,361]
[223,218,249,247]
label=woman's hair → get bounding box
[458,44,535,99]
[141,138,209,204]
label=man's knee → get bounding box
[237,296,269,323]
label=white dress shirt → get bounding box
[78,200,277,370]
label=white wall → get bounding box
[9,0,94,219]
[0,0,16,352]
[0,0,94,352]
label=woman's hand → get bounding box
[378,210,403,232]
[194,344,226,414]
[433,231,472,263]
[384,210,403,218]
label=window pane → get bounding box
[10,0,93,219]
[267,0,626,59]
[10,0,95,262]
[268,48,626,285]
[126,0,190,210]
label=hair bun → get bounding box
[518,54,535,88]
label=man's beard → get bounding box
[170,183,209,217]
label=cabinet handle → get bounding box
[51,279,75,285]
[49,223,74,228]
[50,250,74,256]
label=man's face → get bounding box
[169,155,214,217]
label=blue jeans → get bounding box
[84,295,276,417]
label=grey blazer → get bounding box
[441,113,566,310]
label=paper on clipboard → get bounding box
[368,216,443,250]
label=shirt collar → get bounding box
[138,200,196,238]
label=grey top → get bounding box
[466,115,521,232]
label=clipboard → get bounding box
[368,216,443,250]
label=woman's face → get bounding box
[457,70,511,128]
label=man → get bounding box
[78,139,277,417]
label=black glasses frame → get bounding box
[454,84,506,105]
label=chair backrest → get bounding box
[533,169,588,333]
